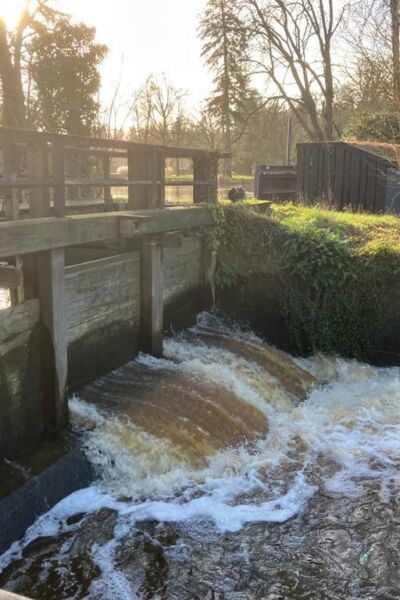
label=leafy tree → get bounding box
[0,0,57,128]
[344,110,400,142]
[199,0,251,176]
[28,16,107,134]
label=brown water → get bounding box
[1,313,400,599]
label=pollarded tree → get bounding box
[199,0,251,176]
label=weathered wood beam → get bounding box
[140,235,163,357]
[36,248,68,430]
[160,231,184,248]
[0,208,213,257]
[0,126,226,158]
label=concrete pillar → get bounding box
[140,234,163,357]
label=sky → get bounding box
[0,0,213,110]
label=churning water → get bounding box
[1,313,400,599]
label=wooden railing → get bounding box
[0,128,220,220]
[297,141,394,213]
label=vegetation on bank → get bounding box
[208,202,400,359]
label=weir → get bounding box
[0,127,221,459]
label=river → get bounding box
[1,312,400,599]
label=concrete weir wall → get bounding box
[0,235,204,456]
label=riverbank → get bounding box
[214,203,400,362]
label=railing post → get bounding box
[3,142,19,220]
[193,153,218,204]
[29,142,51,218]
[36,247,68,429]
[3,141,24,306]
[103,154,113,210]
[140,234,163,357]
[128,149,155,210]
[53,142,66,218]
[29,139,68,431]
[153,150,165,208]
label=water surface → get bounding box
[1,313,400,599]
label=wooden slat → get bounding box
[65,178,153,187]
[0,126,224,159]
[0,208,213,257]
[366,157,378,212]
[350,151,361,211]
[358,152,368,211]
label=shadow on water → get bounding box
[1,313,400,599]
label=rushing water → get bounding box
[1,313,400,599]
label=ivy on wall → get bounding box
[206,203,400,358]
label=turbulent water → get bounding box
[1,313,400,599]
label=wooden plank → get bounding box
[358,152,368,211]
[2,142,19,219]
[0,126,224,159]
[28,143,51,218]
[334,143,345,208]
[36,248,68,430]
[0,208,213,257]
[160,231,184,248]
[140,235,163,357]
[366,157,378,212]
[350,151,361,211]
[103,155,112,209]
[296,145,305,198]
[0,214,119,257]
[65,253,140,342]
[53,143,66,217]
[341,145,351,207]
[375,160,388,213]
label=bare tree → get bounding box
[345,0,400,110]
[129,74,187,148]
[240,0,347,140]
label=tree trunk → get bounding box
[221,0,232,178]
[0,19,26,128]
[391,0,400,108]
[323,46,334,140]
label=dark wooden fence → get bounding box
[297,141,395,213]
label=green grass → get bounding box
[211,202,400,358]
[268,203,400,255]
[231,174,254,181]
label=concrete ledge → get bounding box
[0,444,93,555]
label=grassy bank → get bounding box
[210,202,400,358]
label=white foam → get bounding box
[3,315,400,587]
